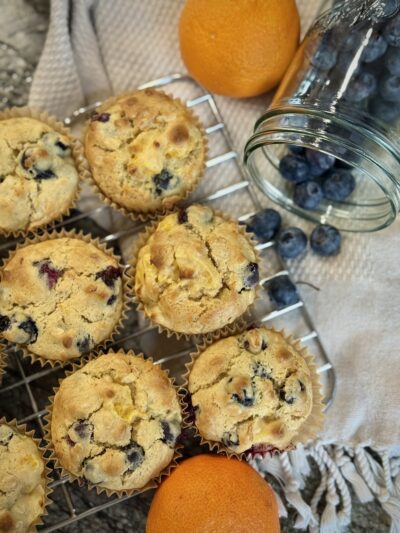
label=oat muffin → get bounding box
[134,205,259,335]
[0,423,47,532]
[84,89,206,214]
[187,328,314,453]
[0,236,125,362]
[0,116,79,234]
[50,352,182,492]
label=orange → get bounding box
[179,0,300,98]
[146,454,280,533]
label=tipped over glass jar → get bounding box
[244,0,400,232]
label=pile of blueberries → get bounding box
[245,208,341,309]
[279,146,355,210]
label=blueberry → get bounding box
[252,362,272,379]
[299,380,306,392]
[369,97,400,122]
[311,40,338,71]
[279,154,310,183]
[91,112,110,122]
[177,209,188,224]
[305,149,336,177]
[123,443,145,471]
[246,208,281,242]
[64,435,76,448]
[288,145,305,155]
[106,294,117,306]
[310,224,342,256]
[322,168,356,201]
[153,169,175,195]
[380,74,400,101]
[232,393,254,407]
[279,389,296,404]
[384,16,400,47]
[242,262,259,290]
[20,151,55,181]
[264,276,300,309]
[345,72,377,102]
[222,432,239,448]
[160,420,178,446]
[293,181,323,210]
[95,266,122,288]
[72,420,93,440]
[385,47,400,75]
[76,335,92,354]
[376,0,400,18]
[34,260,63,289]
[18,318,38,344]
[0,315,11,332]
[55,139,69,151]
[342,31,362,52]
[276,227,307,259]
[361,33,388,63]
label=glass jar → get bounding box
[244,0,400,232]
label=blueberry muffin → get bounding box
[0,422,47,532]
[84,89,206,214]
[0,116,80,234]
[187,328,315,453]
[134,205,259,335]
[0,236,125,363]
[50,352,182,492]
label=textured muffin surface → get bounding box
[134,205,259,335]
[0,237,124,361]
[0,117,79,233]
[0,424,46,533]
[84,89,206,213]
[51,352,182,492]
[188,328,313,453]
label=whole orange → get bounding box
[146,454,280,533]
[179,0,300,98]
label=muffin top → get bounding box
[134,205,259,335]
[0,237,124,362]
[84,89,206,213]
[51,352,182,492]
[0,423,47,533]
[0,117,79,234]
[188,328,313,453]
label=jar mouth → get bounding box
[244,104,400,232]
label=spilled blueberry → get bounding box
[246,208,281,242]
[0,315,11,332]
[95,266,122,288]
[76,335,92,354]
[242,262,259,290]
[305,149,336,177]
[264,276,300,310]
[277,227,307,259]
[293,181,323,210]
[279,154,310,183]
[91,112,110,123]
[18,318,38,344]
[322,168,356,201]
[153,169,175,195]
[310,224,341,256]
[123,443,145,470]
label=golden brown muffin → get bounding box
[0,423,47,532]
[0,116,79,234]
[0,236,125,362]
[84,89,206,214]
[188,328,314,453]
[134,204,259,335]
[50,352,182,492]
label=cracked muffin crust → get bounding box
[0,423,47,533]
[50,352,182,492]
[0,117,79,234]
[0,237,125,362]
[187,328,314,453]
[134,204,259,335]
[84,89,206,214]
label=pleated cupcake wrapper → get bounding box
[0,106,88,238]
[0,228,133,368]
[0,416,53,531]
[129,206,262,342]
[81,88,208,222]
[0,341,6,385]
[43,349,183,498]
[180,326,325,460]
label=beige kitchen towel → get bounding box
[29,1,400,530]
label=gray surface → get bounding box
[0,0,389,531]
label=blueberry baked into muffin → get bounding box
[0,116,80,234]
[134,204,259,335]
[0,236,125,363]
[50,352,182,492]
[84,89,206,214]
[187,328,316,453]
[0,422,47,532]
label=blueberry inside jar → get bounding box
[244,0,400,232]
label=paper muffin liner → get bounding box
[0,228,133,368]
[0,106,89,239]
[43,349,183,498]
[180,325,325,461]
[129,206,262,342]
[0,416,53,531]
[0,341,6,385]
[81,88,208,222]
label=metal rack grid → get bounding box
[0,73,336,531]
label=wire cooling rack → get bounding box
[0,73,336,531]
